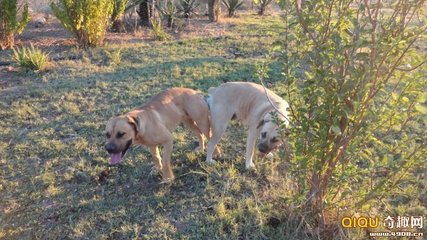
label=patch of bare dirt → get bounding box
[7,14,252,53]
[18,20,75,55]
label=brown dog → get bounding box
[206,82,290,169]
[105,88,214,181]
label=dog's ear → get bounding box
[256,119,265,129]
[126,114,140,134]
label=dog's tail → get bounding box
[207,87,216,95]
[206,87,217,110]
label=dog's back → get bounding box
[208,82,286,123]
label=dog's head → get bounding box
[256,113,286,156]
[104,114,139,165]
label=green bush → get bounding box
[271,0,427,237]
[104,47,123,66]
[157,0,178,28]
[50,0,114,48]
[150,19,171,41]
[0,0,29,50]
[178,0,198,18]
[13,44,49,72]
[222,0,243,17]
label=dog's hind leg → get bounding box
[185,95,210,135]
[161,140,175,181]
[182,118,205,152]
[185,95,219,153]
[206,108,232,164]
[190,109,223,156]
[149,146,162,175]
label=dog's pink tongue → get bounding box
[110,153,122,165]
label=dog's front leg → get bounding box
[245,128,259,169]
[161,140,175,181]
[149,146,162,175]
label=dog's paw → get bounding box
[160,176,175,184]
[245,163,256,170]
[149,166,162,177]
[206,159,217,165]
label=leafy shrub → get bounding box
[13,44,49,72]
[156,0,178,28]
[0,0,29,50]
[222,0,243,17]
[254,0,273,15]
[104,47,123,66]
[178,0,198,18]
[272,0,427,237]
[150,19,170,41]
[50,0,114,48]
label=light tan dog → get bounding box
[206,82,290,169]
[105,88,214,181]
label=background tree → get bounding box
[50,0,114,48]
[178,0,198,18]
[0,0,29,50]
[137,0,156,27]
[254,0,273,15]
[157,0,178,28]
[272,0,426,235]
[208,0,220,22]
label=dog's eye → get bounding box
[116,132,126,139]
[106,132,111,138]
[271,137,279,143]
[261,132,267,138]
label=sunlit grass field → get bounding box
[0,9,426,239]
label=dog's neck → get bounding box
[126,110,146,138]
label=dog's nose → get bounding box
[257,143,268,153]
[105,143,116,153]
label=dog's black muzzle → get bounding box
[105,143,118,154]
[257,143,269,154]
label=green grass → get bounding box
[0,14,302,239]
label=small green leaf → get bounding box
[414,104,427,114]
[330,125,342,135]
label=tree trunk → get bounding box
[258,5,265,15]
[308,172,325,225]
[137,0,150,26]
[208,0,219,22]
[137,0,156,27]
